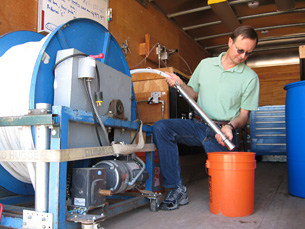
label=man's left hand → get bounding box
[215,125,234,147]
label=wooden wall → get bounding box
[0,0,301,107]
[0,0,208,76]
[0,0,38,35]
[108,0,208,75]
[253,64,300,106]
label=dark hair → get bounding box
[230,25,258,45]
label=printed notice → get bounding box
[38,0,108,33]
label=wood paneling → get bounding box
[0,1,300,108]
[253,64,300,106]
[132,67,189,124]
[0,0,38,35]
[133,78,169,124]
[0,1,207,75]
[108,0,208,75]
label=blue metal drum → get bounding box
[0,18,133,195]
[30,18,131,109]
[284,81,305,198]
[0,31,44,57]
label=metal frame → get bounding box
[0,106,155,228]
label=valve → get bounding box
[0,203,3,222]
[88,53,105,59]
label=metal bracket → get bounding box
[138,189,162,198]
[0,114,54,126]
[148,92,161,104]
[66,212,106,224]
[138,189,162,212]
[22,210,53,229]
[51,126,60,138]
[121,40,132,56]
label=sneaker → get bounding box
[159,185,189,210]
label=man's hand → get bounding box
[165,72,184,88]
[164,72,198,101]
[215,124,234,147]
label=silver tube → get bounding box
[128,156,146,186]
[130,69,235,150]
[35,103,51,212]
[174,83,235,151]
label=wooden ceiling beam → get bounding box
[208,0,241,32]
[275,0,295,12]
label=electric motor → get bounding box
[94,158,148,194]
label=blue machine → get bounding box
[250,105,286,155]
[0,19,158,228]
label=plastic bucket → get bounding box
[206,152,256,217]
[284,81,305,198]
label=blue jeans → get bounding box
[152,118,237,189]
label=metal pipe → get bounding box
[35,103,51,212]
[168,6,211,18]
[195,22,305,41]
[128,156,146,186]
[174,82,235,151]
[130,69,235,151]
[206,32,305,50]
[184,8,305,31]
[159,100,165,119]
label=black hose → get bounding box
[130,85,142,144]
[83,78,103,146]
[52,53,87,76]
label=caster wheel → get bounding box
[150,199,158,212]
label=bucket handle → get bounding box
[205,160,210,175]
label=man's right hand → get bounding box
[165,72,184,88]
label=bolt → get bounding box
[52,130,57,136]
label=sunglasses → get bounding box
[233,43,253,57]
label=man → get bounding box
[152,25,259,211]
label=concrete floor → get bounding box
[100,162,305,229]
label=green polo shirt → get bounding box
[187,52,259,121]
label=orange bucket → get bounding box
[206,152,256,217]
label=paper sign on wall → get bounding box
[38,0,108,33]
